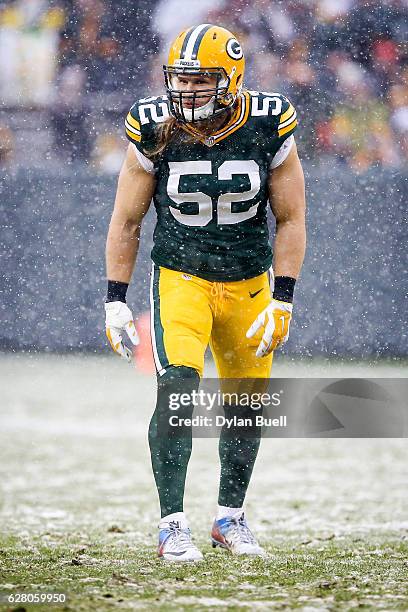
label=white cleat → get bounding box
[211,511,266,556]
[158,517,203,563]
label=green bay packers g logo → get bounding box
[226,38,243,60]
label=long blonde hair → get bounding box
[146,117,180,161]
[147,110,232,160]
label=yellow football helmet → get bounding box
[164,24,245,123]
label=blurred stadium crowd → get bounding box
[0,0,407,172]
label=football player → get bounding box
[105,24,306,562]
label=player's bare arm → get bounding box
[247,142,306,357]
[106,144,155,283]
[105,145,155,362]
[268,140,306,279]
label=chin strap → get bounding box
[182,97,215,122]
[178,99,239,145]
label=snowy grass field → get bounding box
[1,353,407,611]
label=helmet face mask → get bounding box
[163,24,245,124]
[164,66,231,123]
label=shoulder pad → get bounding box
[125,104,142,145]
[135,95,170,126]
[125,95,170,153]
[247,90,297,139]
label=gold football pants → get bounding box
[149,265,273,378]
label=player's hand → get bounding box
[105,301,139,363]
[246,299,293,357]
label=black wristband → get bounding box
[273,276,296,303]
[106,280,129,303]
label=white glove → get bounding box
[105,301,139,363]
[246,299,293,357]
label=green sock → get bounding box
[218,405,262,508]
[148,366,199,518]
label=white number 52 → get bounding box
[167,160,261,226]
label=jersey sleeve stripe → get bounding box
[125,120,141,136]
[126,113,141,130]
[278,110,297,130]
[279,103,295,124]
[126,128,142,142]
[278,118,297,137]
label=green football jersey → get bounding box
[125,90,297,282]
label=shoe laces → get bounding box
[164,521,196,551]
[225,512,257,546]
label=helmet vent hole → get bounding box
[213,33,217,39]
